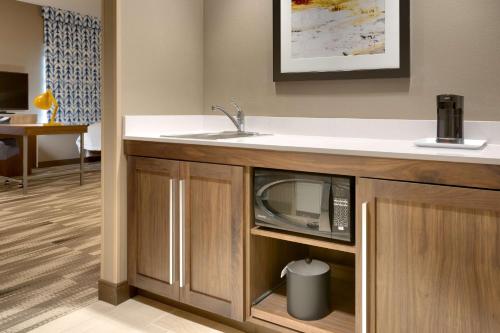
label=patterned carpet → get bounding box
[0,164,101,333]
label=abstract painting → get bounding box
[274,0,409,81]
[292,0,386,58]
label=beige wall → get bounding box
[0,0,81,162]
[120,0,204,116]
[100,0,204,284]
[204,0,500,121]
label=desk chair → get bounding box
[0,117,22,186]
[0,139,22,186]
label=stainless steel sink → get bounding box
[161,131,269,140]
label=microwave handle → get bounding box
[318,182,332,233]
[328,183,333,225]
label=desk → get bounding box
[0,124,88,194]
[6,113,39,125]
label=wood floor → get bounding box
[0,164,101,333]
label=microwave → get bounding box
[254,169,355,243]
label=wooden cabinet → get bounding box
[128,157,244,321]
[358,179,500,333]
[126,141,500,332]
[179,162,244,320]
[128,157,179,300]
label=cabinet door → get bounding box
[128,157,179,300]
[357,179,500,333]
[179,162,244,321]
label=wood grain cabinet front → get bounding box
[357,178,500,333]
[179,162,244,321]
[128,157,180,300]
[128,157,244,321]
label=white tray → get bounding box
[415,138,487,150]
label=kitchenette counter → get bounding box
[124,115,500,165]
[123,115,500,333]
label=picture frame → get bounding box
[273,0,410,81]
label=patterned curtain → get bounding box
[42,7,102,124]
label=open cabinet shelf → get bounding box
[249,230,357,333]
[251,277,355,333]
[251,226,357,254]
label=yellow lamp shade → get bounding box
[33,90,54,110]
[33,90,62,126]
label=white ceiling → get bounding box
[18,0,102,18]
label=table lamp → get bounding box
[34,90,63,126]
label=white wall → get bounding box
[17,0,101,18]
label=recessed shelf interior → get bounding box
[252,278,355,333]
[250,234,356,333]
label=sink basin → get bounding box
[161,131,269,140]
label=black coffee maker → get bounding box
[436,94,464,144]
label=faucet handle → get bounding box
[230,98,242,113]
[230,99,245,132]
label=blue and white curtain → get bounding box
[42,7,102,124]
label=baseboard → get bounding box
[98,279,135,306]
[38,156,101,168]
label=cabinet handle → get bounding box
[168,178,174,285]
[179,179,185,288]
[362,201,368,333]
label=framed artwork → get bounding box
[273,0,410,81]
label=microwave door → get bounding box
[255,179,305,229]
[255,178,331,233]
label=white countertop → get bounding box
[123,116,500,165]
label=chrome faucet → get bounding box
[211,100,245,133]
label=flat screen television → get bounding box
[0,71,29,111]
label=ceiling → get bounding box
[17,0,101,18]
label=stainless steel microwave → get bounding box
[254,169,355,243]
